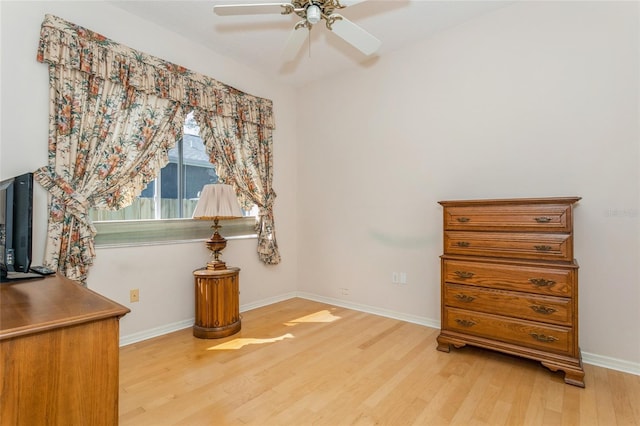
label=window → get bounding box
[91,113,257,246]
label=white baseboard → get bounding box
[119,319,193,347]
[295,291,440,330]
[119,291,640,377]
[240,291,298,313]
[581,351,640,376]
[119,292,298,347]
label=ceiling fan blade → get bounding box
[282,25,309,61]
[329,14,381,56]
[213,3,292,16]
[337,0,369,7]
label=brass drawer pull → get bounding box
[530,305,557,315]
[455,319,476,327]
[456,241,470,248]
[534,245,552,251]
[534,216,552,223]
[529,332,558,343]
[529,278,556,287]
[454,271,474,279]
[456,217,470,223]
[455,294,475,303]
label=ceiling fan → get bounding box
[213,0,382,61]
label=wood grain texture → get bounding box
[193,267,241,338]
[444,283,572,325]
[0,274,129,339]
[2,320,121,425]
[442,258,575,297]
[442,202,574,232]
[437,197,584,387]
[1,274,129,425]
[118,298,640,425]
[443,231,572,262]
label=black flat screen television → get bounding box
[0,172,33,273]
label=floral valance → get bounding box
[36,14,275,129]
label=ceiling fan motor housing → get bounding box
[306,4,322,24]
[291,0,344,22]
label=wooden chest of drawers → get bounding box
[436,197,585,387]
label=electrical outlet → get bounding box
[400,272,407,284]
[392,272,399,284]
[130,289,140,303]
[340,288,350,296]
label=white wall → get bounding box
[297,1,640,368]
[2,1,638,372]
[0,1,299,338]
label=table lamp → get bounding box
[192,184,243,270]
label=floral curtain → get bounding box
[35,52,185,284]
[196,110,281,265]
[35,15,278,283]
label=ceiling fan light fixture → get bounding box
[306,4,322,24]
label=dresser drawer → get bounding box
[443,203,572,232]
[442,259,574,296]
[444,231,572,261]
[443,307,573,355]
[444,283,572,325]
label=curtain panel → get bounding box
[35,65,184,282]
[34,14,280,283]
[195,111,281,265]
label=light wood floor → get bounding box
[119,298,640,426]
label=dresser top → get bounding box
[438,197,581,207]
[1,274,130,340]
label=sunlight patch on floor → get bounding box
[207,333,294,351]
[284,309,342,326]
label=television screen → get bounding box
[0,172,33,273]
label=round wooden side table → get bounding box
[193,267,241,339]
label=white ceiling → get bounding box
[110,0,513,88]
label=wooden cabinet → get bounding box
[436,197,585,387]
[193,267,241,339]
[0,274,130,424]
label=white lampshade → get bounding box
[192,184,243,220]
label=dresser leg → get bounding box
[563,371,586,388]
[541,361,585,388]
[436,334,451,352]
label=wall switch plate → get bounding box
[130,289,140,303]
